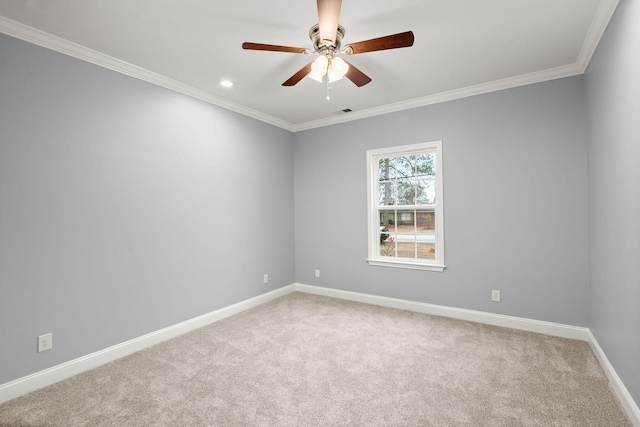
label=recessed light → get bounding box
[220,80,234,88]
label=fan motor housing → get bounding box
[309,23,345,51]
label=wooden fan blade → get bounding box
[344,31,415,55]
[282,62,314,86]
[317,0,342,46]
[343,60,372,87]
[242,42,309,54]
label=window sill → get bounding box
[366,259,446,272]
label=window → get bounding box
[366,141,445,271]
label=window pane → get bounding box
[379,181,395,206]
[396,242,416,259]
[416,179,436,204]
[383,157,403,180]
[416,153,435,177]
[396,180,416,205]
[417,242,436,260]
[378,158,385,180]
[395,209,415,234]
[416,210,435,233]
[379,241,395,257]
[379,218,395,257]
[394,155,415,178]
[379,210,394,227]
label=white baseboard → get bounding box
[587,330,640,426]
[2,282,638,426]
[294,283,590,340]
[0,284,296,405]
[294,283,640,426]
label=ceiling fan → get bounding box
[242,0,414,89]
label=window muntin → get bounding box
[367,141,445,271]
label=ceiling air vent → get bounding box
[333,108,353,115]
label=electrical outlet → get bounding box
[38,333,53,352]
[315,269,320,278]
[263,273,269,284]
[491,290,501,302]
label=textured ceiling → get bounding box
[0,0,619,131]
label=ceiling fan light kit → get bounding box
[308,54,349,84]
[242,0,414,96]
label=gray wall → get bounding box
[0,34,295,384]
[585,0,640,405]
[294,76,589,327]
[3,4,638,406]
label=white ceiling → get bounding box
[0,0,619,131]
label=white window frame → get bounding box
[366,141,445,272]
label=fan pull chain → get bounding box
[326,77,331,100]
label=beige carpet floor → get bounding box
[0,292,632,426]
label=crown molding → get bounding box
[0,16,296,132]
[292,62,584,132]
[292,0,620,132]
[576,0,620,70]
[1,0,620,133]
